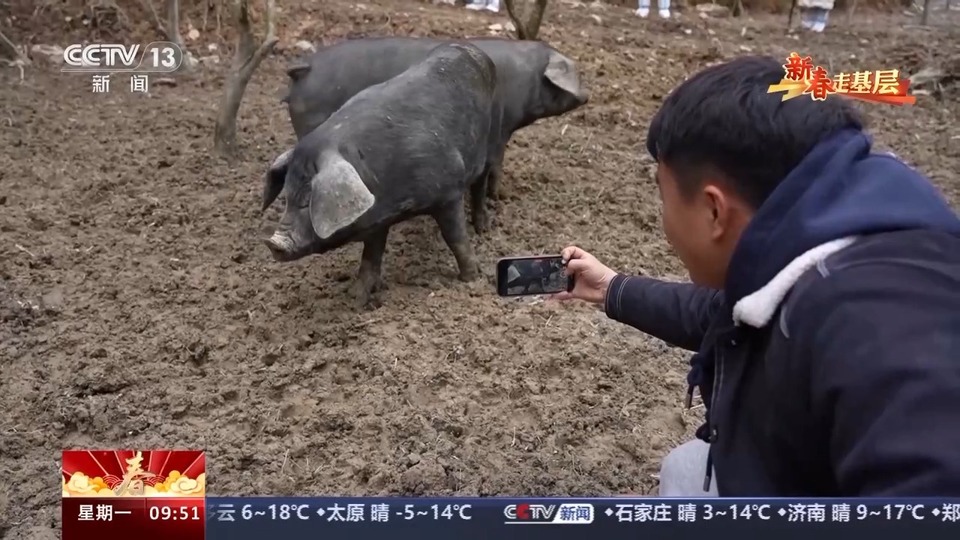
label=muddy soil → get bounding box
[1,0,957,536]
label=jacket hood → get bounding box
[725,128,960,307]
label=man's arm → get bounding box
[794,263,960,495]
[604,274,723,352]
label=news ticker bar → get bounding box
[63,497,960,540]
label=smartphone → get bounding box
[496,255,575,297]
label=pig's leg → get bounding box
[486,165,502,200]
[470,169,491,234]
[485,155,504,201]
[433,199,480,281]
[349,227,390,307]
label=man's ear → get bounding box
[262,149,293,212]
[702,184,731,241]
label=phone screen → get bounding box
[496,256,574,297]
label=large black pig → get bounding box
[281,36,589,230]
[262,43,497,307]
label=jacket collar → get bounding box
[732,236,858,328]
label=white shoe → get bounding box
[484,3,499,11]
[465,3,484,10]
[812,21,825,32]
[659,8,671,17]
[635,7,649,16]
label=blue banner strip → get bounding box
[204,497,960,540]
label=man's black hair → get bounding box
[646,55,865,209]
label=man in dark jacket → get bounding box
[557,55,960,496]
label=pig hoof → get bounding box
[348,281,377,307]
[357,295,382,310]
[354,291,381,310]
[458,263,481,282]
[473,213,491,234]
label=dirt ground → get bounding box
[0,0,957,536]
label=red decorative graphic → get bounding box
[61,450,205,540]
[62,449,205,497]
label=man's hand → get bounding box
[554,246,618,304]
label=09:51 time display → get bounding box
[148,505,201,520]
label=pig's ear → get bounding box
[308,152,376,240]
[262,149,293,212]
[286,64,310,83]
[544,52,585,99]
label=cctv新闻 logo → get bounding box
[503,502,594,524]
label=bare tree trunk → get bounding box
[732,0,745,17]
[138,0,185,56]
[165,0,191,72]
[920,0,932,24]
[502,0,548,40]
[213,0,279,159]
[167,0,185,49]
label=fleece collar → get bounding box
[732,236,858,328]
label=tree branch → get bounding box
[213,0,279,159]
[527,0,548,39]
[502,0,527,39]
[0,28,29,64]
[502,0,548,40]
[846,0,858,24]
[250,0,278,69]
[138,0,167,36]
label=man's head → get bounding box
[646,55,864,288]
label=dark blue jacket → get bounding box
[606,129,960,495]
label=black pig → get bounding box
[262,43,498,307]
[281,36,589,230]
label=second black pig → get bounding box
[282,36,589,225]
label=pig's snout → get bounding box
[573,87,589,106]
[264,232,296,261]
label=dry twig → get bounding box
[0,29,29,65]
[138,0,167,36]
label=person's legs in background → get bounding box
[800,7,829,32]
[658,0,671,18]
[635,0,649,17]
[636,0,671,18]
[658,439,719,496]
[799,7,815,29]
[813,8,829,32]
[465,0,499,11]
